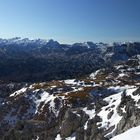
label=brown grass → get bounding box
[58,87,95,104]
[33,80,66,90]
[94,73,108,84]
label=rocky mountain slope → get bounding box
[0,38,140,82]
[1,55,140,140]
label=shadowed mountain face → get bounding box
[0,38,140,83]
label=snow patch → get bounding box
[64,79,77,85]
[90,70,100,79]
[98,91,123,134]
[118,73,128,78]
[82,107,95,129]
[55,134,62,140]
[111,125,140,140]
[10,87,27,97]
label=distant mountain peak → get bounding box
[46,39,60,48]
[0,37,60,47]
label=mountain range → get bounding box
[0,38,140,83]
[0,38,140,140]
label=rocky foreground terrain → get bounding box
[1,55,140,140]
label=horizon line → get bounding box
[0,36,140,45]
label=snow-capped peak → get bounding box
[0,37,60,47]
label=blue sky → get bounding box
[0,0,140,43]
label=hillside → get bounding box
[0,38,140,82]
[0,55,140,139]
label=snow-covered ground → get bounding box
[55,133,76,140]
[111,125,140,140]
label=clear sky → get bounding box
[0,0,140,43]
